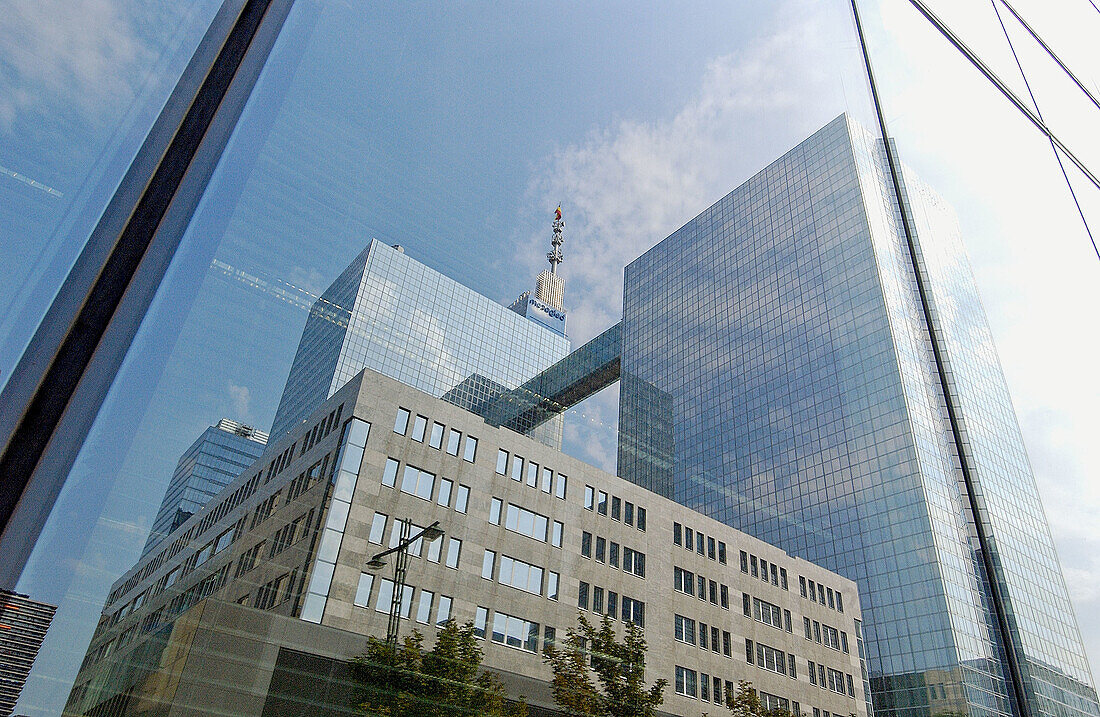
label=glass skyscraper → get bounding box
[142,419,268,556]
[270,239,571,440]
[618,115,1099,717]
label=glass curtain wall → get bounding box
[2,2,1097,716]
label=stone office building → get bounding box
[67,368,867,717]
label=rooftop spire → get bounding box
[548,204,564,274]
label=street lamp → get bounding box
[366,519,445,654]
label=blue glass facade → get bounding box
[270,240,571,440]
[619,115,1098,717]
[143,420,268,556]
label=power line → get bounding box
[998,0,1100,113]
[905,0,1100,196]
[990,0,1100,260]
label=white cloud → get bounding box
[227,382,252,420]
[520,1,865,345]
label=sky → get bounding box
[2,0,1099,713]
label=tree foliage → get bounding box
[543,613,667,717]
[350,620,526,717]
[725,680,797,717]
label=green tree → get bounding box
[725,680,795,717]
[350,620,526,717]
[543,613,667,717]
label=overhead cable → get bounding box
[990,0,1099,260]
[905,0,1100,195]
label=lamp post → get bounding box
[366,519,445,655]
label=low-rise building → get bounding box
[66,368,868,717]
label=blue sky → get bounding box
[3,1,1099,713]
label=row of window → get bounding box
[674,667,798,714]
[673,614,734,658]
[580,532,646,577]
[367,513,463,568]
[672,522,728,564]
[381,458,471,512]
[481,550,560,600]
[745,594,792,633]
[577,581,645,626]
[496,448,568,499]
[489,497,563,546]
[673,566,731,609]
[803,617,850,653]
[799,575,845,613]
[394,407,477,462]
[353,572,455,628]
[739,550,790,591]
[583,485,647,530]
[269,509,314,558]
[743,638,856,697]
[472,606,554,654]
[808,660,856,696]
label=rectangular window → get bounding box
[675,614,696,644]
[624,501,634,525]
[429,422,444,449]
[770,563,778,586]
[804,616,813,640]
[699,622,708,649]
[750,555,758,577]
[818,663,826,689]
[760,558,767,580]
[609,541,619,568]
[837,592,844,613]
[581,531,592,558]
[841,631,849,653]
[753,597,783,629]
[718,541,727,564]
[394,408,410,435]
[606,591,617,618]
[720,584,729,609]
[369,512,387,544]
[548,571,559,600]
[540,467,552,493]
[809,661,817,685]
[723,631,732,657]
[823,624,841,650]
[847,674,855,697]
[526,461,539,488]
[426,535,442,563]
[780,567,788,591]
[510,455,523,481]
[474,606,488,638]
[788,653,796,678]
[800,575,807,598]
[784,609,792,633]
[411,415,427,442]
[578,581,589,610]
[741,550,749,573]
[496,449,509,475]
[684,527,693,549]
[743,592,751,617]
[552,520,563,548]
[505,503,548,541]
[595,536,606,563]
[436,477,453,507]
[818,582,826,605]
[455,484,469,513]
[623,548,645,577]
[490,611,539,652]
[584,485,594,510]
[611,496,621,520]
[382,458,399,487]
[555,474,567,499]
[498,554,544,595]
[707,536,716,560]
[597,490,608,515]
[696,532,704,555]
[482,549,496,579]
[417,590,434,623]
[709,580,718,604]
[714,676,722,704]
[827,587,835,609]
[746,639,754,664]
[808,578,815,599]
[592,586,603,613]
[622,597,644,627]
[400,465,435,501]
[445,538,461,569]
[489,497,502,525]
[436,595,452,626]
[544,625,556,651]
[446,429,461,456]
[673,522,682,546]
[376,579,413,618]
[757,643,787,675]
[675,666,697,697]
[354,573,374,608]
[463,435,477,462]
[697,575,705,597]
[814,620,821,643]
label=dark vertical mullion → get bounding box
[0,0,297,587]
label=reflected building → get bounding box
[0,590,56,715]
[269,239,571,444]
[142,419,269,556]
[616,115,1099,717]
